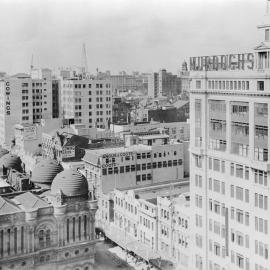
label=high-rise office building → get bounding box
[60,78,112,128]
[190,4,270,270]
[0,70,57,147]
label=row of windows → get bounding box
[255,216,268,234]
[209,219,225,238]
[231,230,249,249]
[231,207,250,226]
[74,83,111,89]
[209,240,226,258]
[136,174,152,182]
[255,240,268,259]
[102,159,182,175]
[230,185,249,203]
[208,158,225,173]
[207,80,250,91]
[231,251,249,270]
[209,178,225,195]
[255,193,268,210]
[230,163,249,180]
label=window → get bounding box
[196,80,201,89]
[255,193,268,210]
[265,29,269,41]
[195,155,202,168]
[257,81,265,91]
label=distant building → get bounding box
[109,73,147,95]
[139,101,189,123]
[112,97,132,124]
[60,78,112,128]
[178,61,190,99]
[0,70,60,147]
[42,129,89,162]
[148,69,181,98]
[110,121,190,141]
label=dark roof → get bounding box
[146,198,157,205]
[0,196,21,215]
[0,153,21,171]
[51,170,88,197]
[31,159,63,185]
[14,192,49,209]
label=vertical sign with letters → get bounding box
[5,81,11,115]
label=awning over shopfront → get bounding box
[105,223,160,261]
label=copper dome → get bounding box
[31,159,63,185]
[51,170,88,197]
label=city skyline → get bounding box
[0,0,264,75]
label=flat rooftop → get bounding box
[84,144,151,156]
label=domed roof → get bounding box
[31,159,63,185]
[51,170,88,197]
[0,148,9,158]
[0,153,21,171]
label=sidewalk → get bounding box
[105,223,160,261]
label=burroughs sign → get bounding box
[190,53,254,71]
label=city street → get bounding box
[94,240,135,270]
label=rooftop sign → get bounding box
[190,53,254,71]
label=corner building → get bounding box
[190,6,270,270]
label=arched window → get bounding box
[45,229,50,247]
[38,230,45,248]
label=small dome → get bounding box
[31,159,63,185]
[0,153,21,171]
[0,148,8,158]
[51,170,88,197]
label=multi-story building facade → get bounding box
[96,182,190,265]
[83,139,185,196]
[0,70,59,147]
[60,78,112,128]
[0,164,98,270]
[148,69,181,98]
[190,5,270,270]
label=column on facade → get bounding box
[69,217,73,243]
[75,217,79,242]
[28,226,34,253]
[17,227,21,254]
[249,101,255,160]
[3,228,8,257]
[10,228,14,256]
[226,100,231,154]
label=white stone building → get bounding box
[189,3,270,270]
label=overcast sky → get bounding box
[0,0,266,75]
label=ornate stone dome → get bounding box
[31,159,63,185]
[51,169,89,197]
[0,153,21,171]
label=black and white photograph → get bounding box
[0,0,268,269]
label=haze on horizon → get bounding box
[0,0,266,75]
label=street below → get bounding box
[94,240,135,270]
